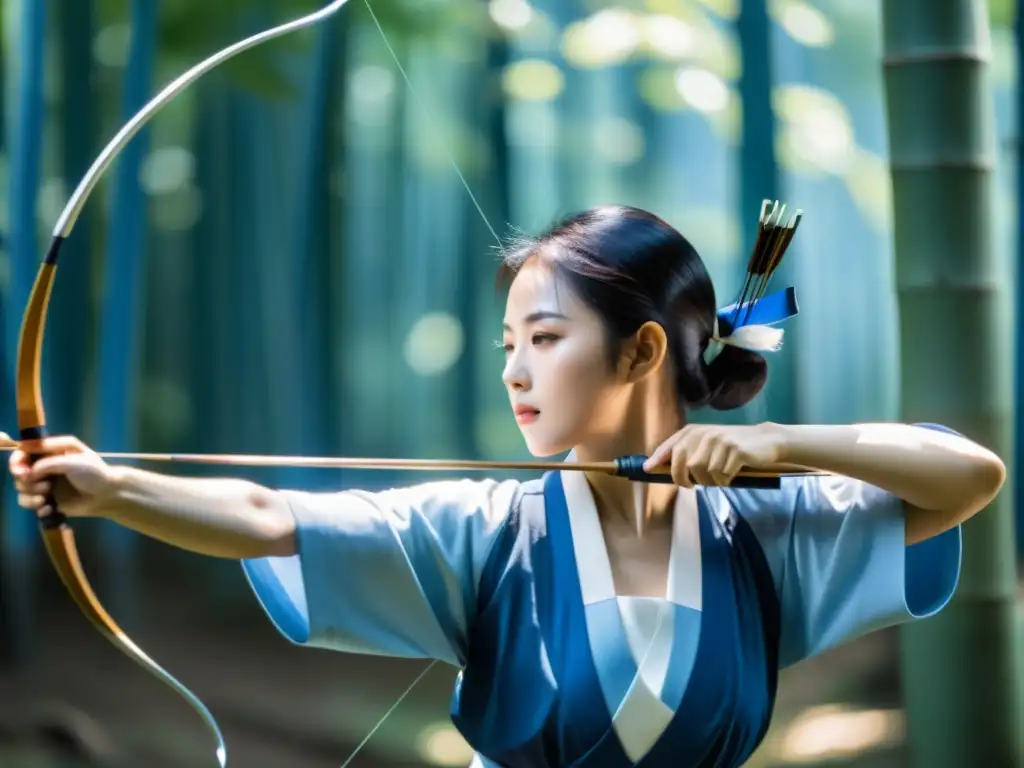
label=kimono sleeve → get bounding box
[240,478,519,668]
[728,423,963,667]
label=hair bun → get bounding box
[703,345,767,410]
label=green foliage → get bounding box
[88,0,485,101]
[987,0,1014,28]
[155,0,310,99]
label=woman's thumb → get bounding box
[28,453,87,481]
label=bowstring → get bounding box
[361,0,504,248]
[335,3,504,764]
[338,659,439,768]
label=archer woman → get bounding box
[10,205,1004,768]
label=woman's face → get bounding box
[501,262,629,457]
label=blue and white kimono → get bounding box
[241,425,962,768]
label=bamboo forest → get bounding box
[0,0,1023,766]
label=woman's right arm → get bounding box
[10,435,295,560]
[13,434,520,664]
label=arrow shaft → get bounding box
[0,433,813,479]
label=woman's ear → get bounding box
[619,321,668,383]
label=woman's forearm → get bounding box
[100,466,296,559]
[777,422,1006,517]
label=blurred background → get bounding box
[0,0,1022,765]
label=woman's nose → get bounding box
[502,359,530,391]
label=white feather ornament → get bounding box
[718,324,784,352]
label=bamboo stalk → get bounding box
[1,0,49,669]
[735,0,797,427]
[93,0,159,631]
[881,1,1022,764]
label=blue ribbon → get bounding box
[716,286,799,337]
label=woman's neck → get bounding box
[574,388,684,536]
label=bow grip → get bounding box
[615,455,782,489]
[20,425,67,529]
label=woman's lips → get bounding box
[514,405,539,425]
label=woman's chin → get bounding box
[521,434,573,459]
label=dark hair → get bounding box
[496,205,766,411]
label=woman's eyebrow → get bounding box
[502,311,570,331]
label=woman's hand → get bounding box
[644,423,790,487]
[9,435,120,519]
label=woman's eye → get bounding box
[496,333,557,353]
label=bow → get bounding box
[14,3,803,765]
[14,3,357,765]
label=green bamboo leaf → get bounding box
[91,0,483,98]
[987,0,1014,27]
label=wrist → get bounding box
[94,464,131,515]
[772,423,800,464]
[772,423,856,468]
[757,422,799,465]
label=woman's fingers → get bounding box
[10,436,92,487]
[706,443,731,487]
[17,492,48,511]
[645,435,679,471]
[684,433,716,486]
[9,449,31,477]
[14,478,52,496]
[25,454,84,482]
[721,452,745,485]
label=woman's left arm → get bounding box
[778,422,1006,544]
